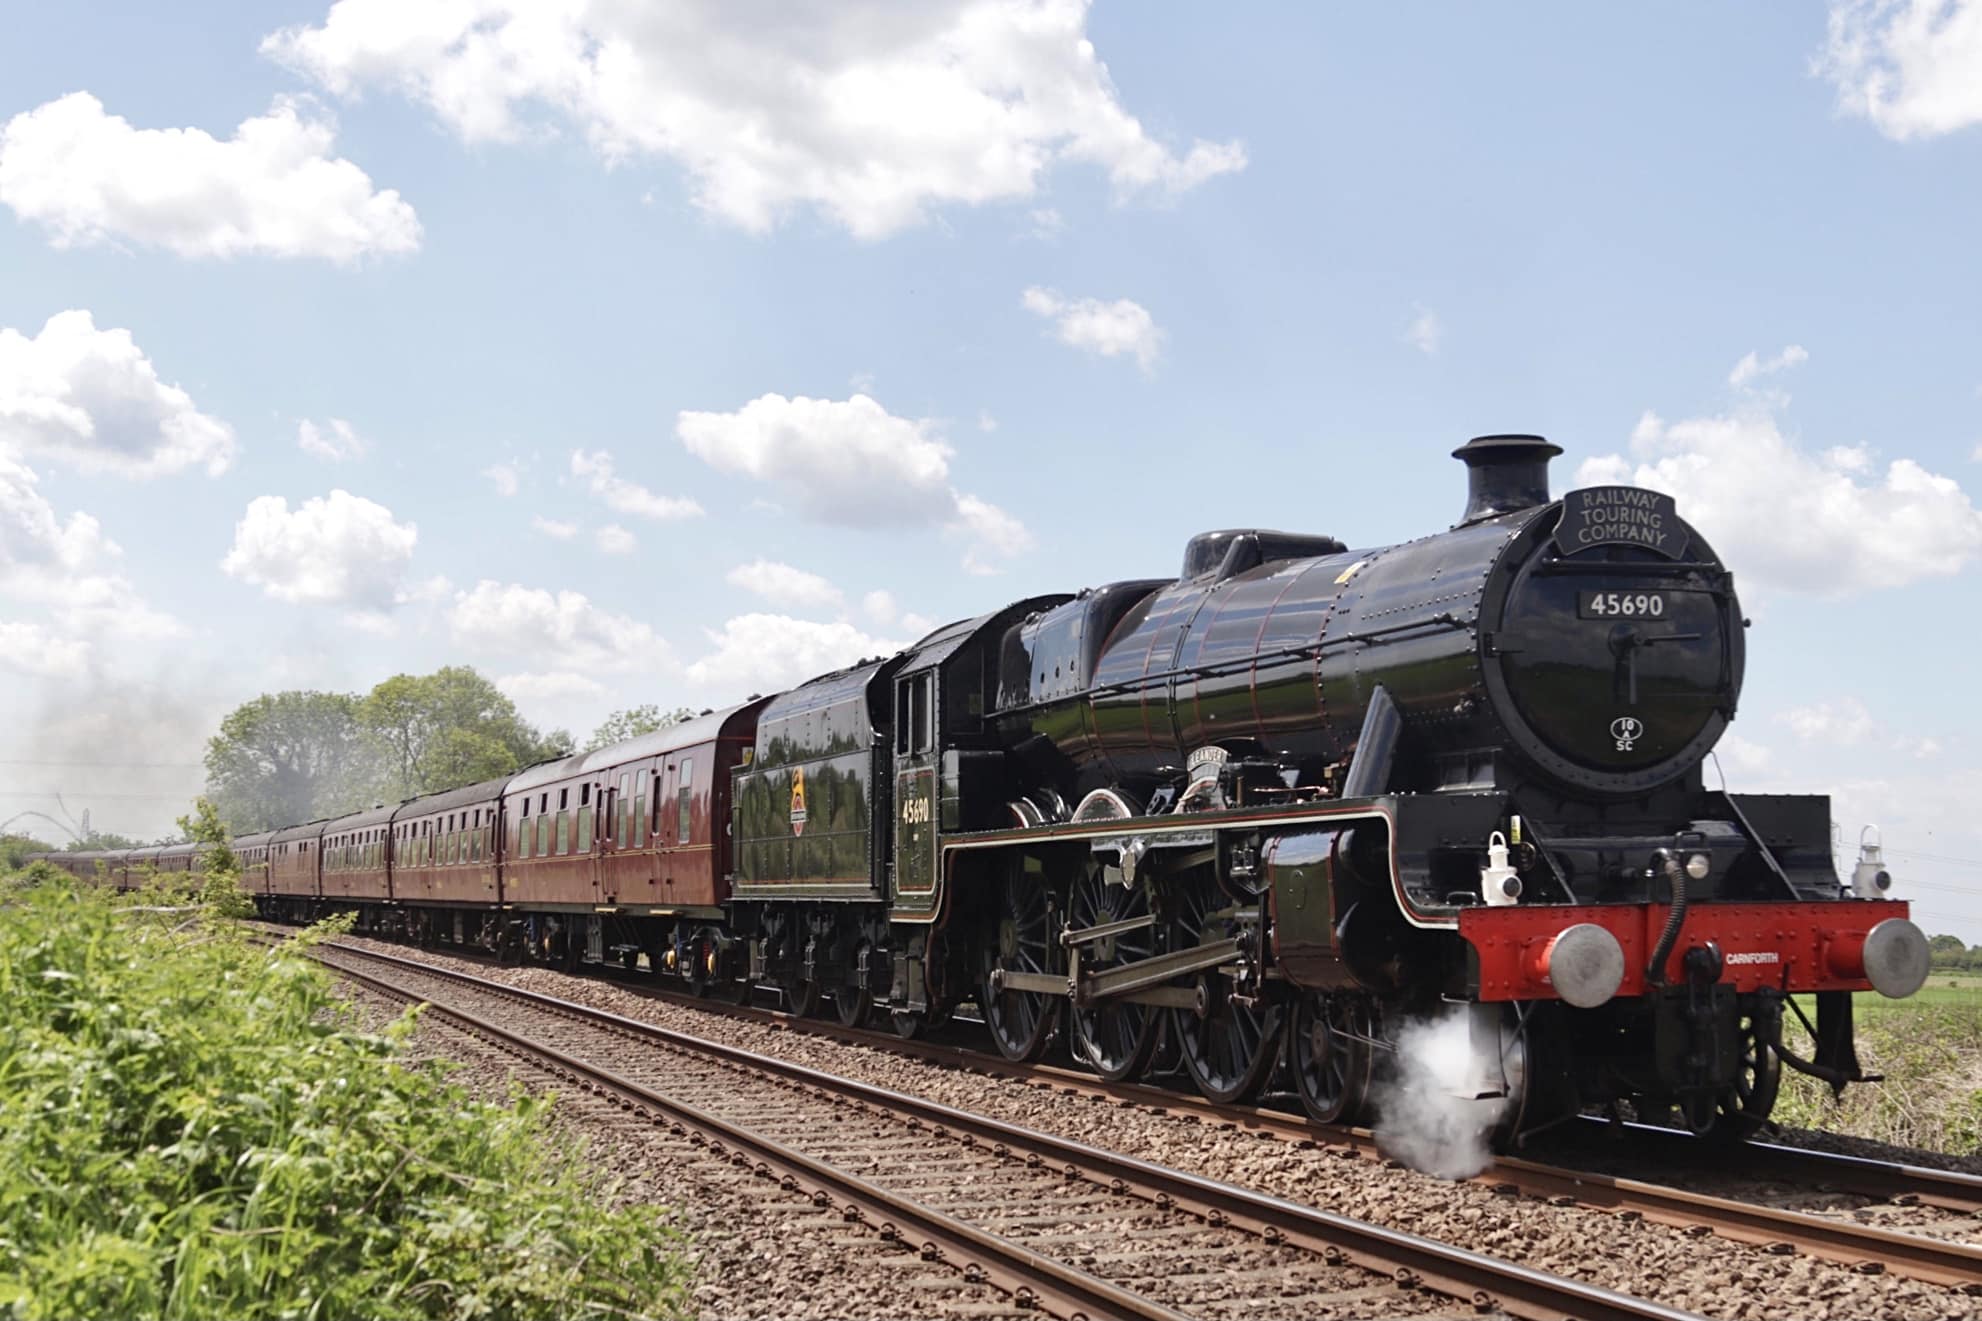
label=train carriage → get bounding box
[233,831,273,895]
[498,701,768,974]
[266,821,324,916]
[319,804,396,904]
[391,778,505,912]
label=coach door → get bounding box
[893,668,938,899]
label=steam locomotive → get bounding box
[41,435,1930,1143]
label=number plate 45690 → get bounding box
[1578,589,1672,619]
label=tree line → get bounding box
[1927,933,1982,973]
[5,673,691,850]
[201,667,693,833]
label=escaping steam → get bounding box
[1371,1006,1511,1180]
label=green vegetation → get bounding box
[583,705,696,753]
[0,832,54,872]
[1779,981,1982,1155]
[1927,932,1982,973]
[203,668,574,832]
[0,869,689,1320]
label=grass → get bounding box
[0,869,691,1320]
[1777,982,1982,1156]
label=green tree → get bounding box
[1,832,55,872]
[359,666,569,797]
[177,796,238,876]
[203,690,382,832]
[1929,933,1968,969]
[584,704,696,752]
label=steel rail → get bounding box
[1490,1154,1982,1290]
[315,946,1194,1321]
[254,924,1982,1292]
[307,937,1703,1321]
[1574,1118,1982,1218]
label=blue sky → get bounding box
[4,2,1981,936]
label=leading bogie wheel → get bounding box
[1708,1011,1783,1141]
[1289,991,1373,1125]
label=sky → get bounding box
[3,1,1981,937]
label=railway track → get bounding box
[254,923,1982,1296]
[296,935,1706,1321]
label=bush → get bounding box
[0,880,689,1319]
[1776,997,1982,1154]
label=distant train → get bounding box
[40,435,1931,1144]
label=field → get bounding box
[1778,977,1982,1158]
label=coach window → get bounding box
[614,772,629,845]
[677,758,694,842]
[517,807,531,859]
[557,788,571,855]
[576,786,593,851]
[633,772,648,848]
[538,796,553,856]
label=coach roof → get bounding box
[504,702,756,796]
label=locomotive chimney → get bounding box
[1453,433,1563,525]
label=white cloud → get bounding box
[0,619,91,677]
[978,410,999,433]
[0,310,235,478]
[1817,0,1982,140]
[1895,734,1943,759]
[1405,305,1442,356]
[1576,353,1982,596]
[1026,207,1065,240]
[263,0,1244,239]
[1020,286,1162,372]
[684,613,902,694]
[297,417,368,462]
[570,448,702,520]
[0,92,419,261]
[0,452,180,639]
[681,393,949,526]
[496,670,608,704]
[595,523,636,554]
[727,559,844,610]
[678,391,1029,569]
[1781,697,1877,745]
[483,461,520,496]
[1728,344,1808,388]
[1714,732,1775,777]
[220,489,417,609]
[953,491,1034,573]
[398,573,452,605]
[532,515,577,539]
[862,588,900,625]
[448,579,668,672]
